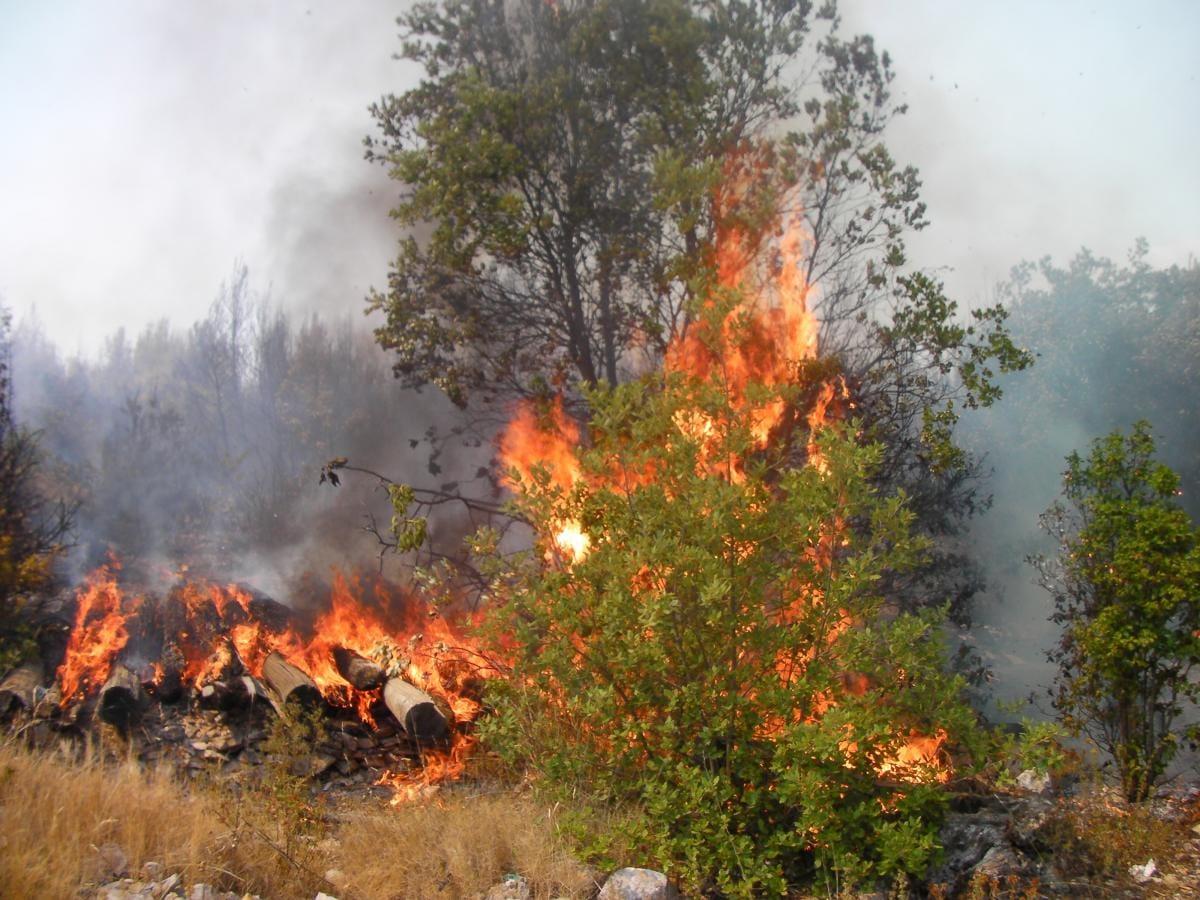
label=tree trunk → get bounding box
[0,660,44,715]
[383,677,448,744]
[333,647,385,691]
[98,664,148,728]
[262,651,322,710]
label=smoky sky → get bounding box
[1,1,1197,351]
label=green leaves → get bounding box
[1035,422,1200,801]
[477,350,971,890]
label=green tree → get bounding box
[0,309,73,670]
[1033,422,1200,802]
[477,303,973,893]
[364,0,1030,622]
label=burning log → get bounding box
[145,643,186,703]
[262,651,322,710]
[383,676,448,744]
[332,647,385,691]
[0,660,44,715]
[98,663,148,728]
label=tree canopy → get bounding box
[365,0,1031,621]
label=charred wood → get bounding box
[332,647,385,691]
[98,664,148,728]
[383,677,448,744]
[262,651,322,711]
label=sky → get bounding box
[0,0,1197,355]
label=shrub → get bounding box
[1033,421,1200,801]
[478,336,973,894]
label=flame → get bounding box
[493,143,949,787]
[58,560,138,704]
[55,563,492,798]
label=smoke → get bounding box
[957,247,1200,717]
[10,273,494,603]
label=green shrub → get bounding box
[478,319,973,894]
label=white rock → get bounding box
[598,868,679,900]
[1129,858,1157,883]
[313,893,339,900]
[1015,768,1051,794]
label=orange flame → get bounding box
[58,560,138,704]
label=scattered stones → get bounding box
[597,867,679,900]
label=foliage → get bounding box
[477,320,974,893]
[0,308,73,671]
[982,245,1200,509]
[366,0,1030,624]
[1035,788,1192,882]
[1032,422,1200,802]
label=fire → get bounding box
[55,563,492,798]
[58,560,138,704]
[494,143,949,787]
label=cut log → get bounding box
[332,647,385,691]
[204,674,275,713]
[383,677,448,744]
[98,664,148,728]
[196,639,245,687]
[0,660,44,715]
[144,643,186,703]
[262,651,322,710]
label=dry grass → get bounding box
[0,738,597,899]
[0,739,237,897]
[336,791,598,899]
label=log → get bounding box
[262,651,322,710]
[145,643,186,703]
[383,677,448,744]
[0,660,44,716]
[332,647,385,691]
[98,664,148,728]
[203,674,274,713]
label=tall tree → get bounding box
[365,0,1030,617]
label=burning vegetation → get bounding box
[50,559,493,801]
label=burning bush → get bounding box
[478,301,974,894]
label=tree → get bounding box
[477,300,973,893]
[1033,422,1200,802]
[365,0,1030,620]
[0,308,73,670]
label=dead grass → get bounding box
[336,790,598,899]
[0,738,245,897]
[0,738,597,899]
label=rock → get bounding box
[1129,858,1157,883]
[1015,769,1052,795]
[155,873,181,897]
[971,845,1029,880]
[290,753,338,779]
[188,884,221,900]
[96,842,130,879]
[1006,796,1055,852]
[927,810,1008,890]
[483,874,531,900]
[597,868,679,900]
[314,893,339,900]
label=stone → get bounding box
[1128,858,1157,883]
[96,842,130,879]
[1015,769,1052,795]
[927,811,1008,890]
[971,845,1029,881]
[483,874,531,900]
[597,868,679,900]
[1006,796,1055,852]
